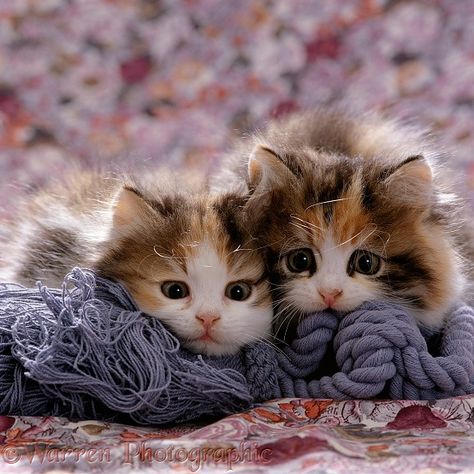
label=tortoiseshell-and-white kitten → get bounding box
[213,108,473,332]
[0,172,272,355]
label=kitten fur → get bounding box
[211,108,473,330]
[0,171,273,356]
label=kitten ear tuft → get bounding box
[385,155,432,183]
[383,155,433,207]
[244,145,297,227]
[112,186,157,230]
[248,145,294,190]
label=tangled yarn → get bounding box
[0,268,473,425]
[0,269,260,424]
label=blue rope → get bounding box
[271,302,474,400]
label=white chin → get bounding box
[184,339,240,357]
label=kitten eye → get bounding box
[286,248,315,273]
[225,281,252,301]
[349,250,381,276]
[161,281,190,299]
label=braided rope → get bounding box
[277,310,339,377]
[270,302,474,400]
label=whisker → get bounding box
[136,252,161,273]
[328,225,370,251]
[304,197,354,211]
[282,306,302,343]
[291,215,322,231]
[289,221,312,234]
[274,301,300,339]
[242,334,289,359]
[273,301,293,333]
[153,246,179,260]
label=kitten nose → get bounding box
[195,313,221,329]
[318,289,343,307]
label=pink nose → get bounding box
[195,313,221,329]
[318,289,343,308]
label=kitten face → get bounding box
[96,187,272,356]
[245,146,463,328]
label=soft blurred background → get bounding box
[0,0,473,217]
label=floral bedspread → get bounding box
[1,397,474,473]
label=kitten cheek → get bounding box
[285,288,325,313]
[127,290,163,315]
[163,319,203,345]
[125,281,192,316]
[135,299,190,319]
[219,306,273,343]
[351,276,383,295]
[251,285,273,308]
[336,281,383,311]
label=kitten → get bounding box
[212,108,473,331]
[0,171,273,356]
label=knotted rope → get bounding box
[269,303,474,400]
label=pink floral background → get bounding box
[0,0,473,217]
[1,1,474,472]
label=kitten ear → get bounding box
[112,186,160,231]
[244,145,297,224]
[383,155,433,207]
[248,145,294,191]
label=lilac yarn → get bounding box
[0,269,260,424]
[273,303,474,400]
[0,268,473,426]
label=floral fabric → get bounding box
[2,397,474,473]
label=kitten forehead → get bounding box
[186,239,226,277]
[167,198,265,282]
[182,240,227,309]
[97,188,266,287]
[183,238,264,283]
[288,170,375,250]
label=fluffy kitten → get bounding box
[212,108,473,330]
[0,171,273,356]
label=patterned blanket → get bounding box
[2,397,474,473]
